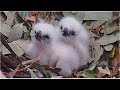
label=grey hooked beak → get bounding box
[62,28,69,37]
[35,31,42,42]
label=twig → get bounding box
[44,12,52,23]
[0,33,21,64]
[13,74,31,78]
[1,53,18,69]
[1,61,11,72]
[22,56,39,65]
[52,12,59,21]
[9,64,21,78]
[17,68,26,72]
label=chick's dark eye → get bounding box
[60,26,63,29]
[70,31,75,36]
[43,35,50,39]
[35,31,37,34]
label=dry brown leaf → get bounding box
[91,27,102,36]
[92,20,106,29]
[14,39,30,52]
[25,16,37,22]
[84,21,93,30]
[73,71,83,78]
[97,67,111,75]
[94,42,104,63]
[96,32,120,45]
[44,65,61,73]
[98,72,106,78]
[108,16,119,24]
[103,25,118,35]
[108,45,120,78]
[9,64,21,78]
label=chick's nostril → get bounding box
[64,28,68,31]
[62,30,69,37]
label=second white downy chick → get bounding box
[26,22,80,76]
[58,16,90,65]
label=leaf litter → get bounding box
[0,11,119,78]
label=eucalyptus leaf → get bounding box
[109,46,116,58]
[0,41,25,57]
[4,11,16,26]
[83,21,94,30]
[81,70,98,78]
[0,12,7,22]
[18,12,27,19]
[92,20,106,29]
[14,39,30,52]
[89,39,104,69]
[30,63,50,78]
[50,15,59,26]
[97,67,111,75]
[62,12,85,22]
[96,32,120,45]
[0,22,11,37]
[103,25,118,35]
[26,67,38,78]
[84,12,113,20]
[104,44,113,51]
[94,42,104,63]
[8,23,28,43]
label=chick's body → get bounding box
[26,22,80,76]
[59,16,90,65]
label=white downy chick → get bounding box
[58,16,90,65]
[26,22,80,76]
[0,70,6,78]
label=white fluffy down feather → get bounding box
[58,16,90,65]
[26,22,80,76]
[0,70,6,78]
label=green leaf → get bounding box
[30,62,50,78]
[26,67,38,78]
[18,12,27,19]
[109,46,116,58]
[82,70,98,78]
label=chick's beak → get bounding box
[35,31,42,42]
[62,28,69,37]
